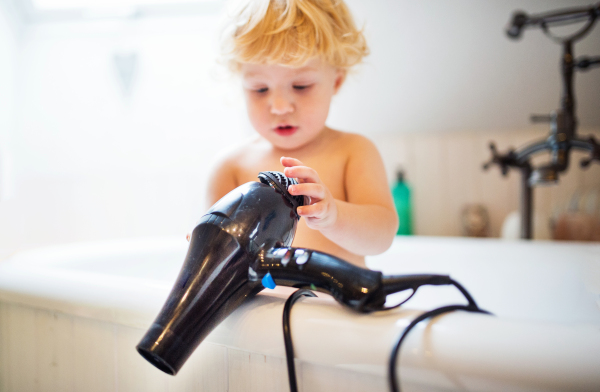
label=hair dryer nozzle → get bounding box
[136,220,257,375]
[137,178,300,375]
[137,324,186,375]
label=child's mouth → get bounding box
[274,125,298,136]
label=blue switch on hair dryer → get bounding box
[136,171,454,375]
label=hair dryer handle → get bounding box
[256,247,386,312]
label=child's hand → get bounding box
[281,156,338,231]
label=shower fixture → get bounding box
[484,3,600,239]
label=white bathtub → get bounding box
[1,236,599,392]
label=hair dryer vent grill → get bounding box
[258,171,305,213]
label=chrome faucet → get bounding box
[484,3,600,239]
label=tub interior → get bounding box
[368,237,600,324]
[4,236,600,324]
[5,237,188,282]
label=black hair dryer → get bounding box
[137,172,455,375]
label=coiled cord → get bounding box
[282,281,492,392]
[388,303,492,392]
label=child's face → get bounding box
[240,58,345,151]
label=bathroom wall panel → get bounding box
[164,342,228,392]
[73,318,117,392]
[34,310,75,392]
[0,301,237,392]
[227,349,289,392]
[5,304,38,392]
[115,325,169,392]
[412,135,447,236]
[192,343,229,392]
[0,302,8,392]
[446,134,483,235]
[374,127,600,239]
[300,362,386,392]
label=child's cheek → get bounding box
[246,100,267,128]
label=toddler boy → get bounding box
[207,0,398,267]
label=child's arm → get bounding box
[281,139,399,256]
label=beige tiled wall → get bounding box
[373,128,600,239]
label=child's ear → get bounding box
[333,68,347,94]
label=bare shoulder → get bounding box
[206,135,263,208]
[326,129,375,147]
[325,129,381,158]
[210,135,265,173]
[327,130,391,205]
[212,135,251,161]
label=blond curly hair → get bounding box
[222,0,369,71]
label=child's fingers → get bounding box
[289,183,325,200]
[283,165,320,183]
[280,156,304,167]
[297,202,324,217]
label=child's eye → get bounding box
[255,87,268,93]
[293,85,312,90]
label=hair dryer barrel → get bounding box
[137,176,301,375]
[136,216,258,375]
[136,173,469,378]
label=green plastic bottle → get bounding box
[392,170,413,235]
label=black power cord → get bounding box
[282,289,317,392]
[282,281,492,392]
[388,304,492,392]
[388,279,492,392]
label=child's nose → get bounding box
[270,93,294,115]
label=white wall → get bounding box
[0,0,20,202]
[14,12,248,179]
[2,8,250,251]
[0,0,599,253]
[0,0,21,259]
[332,0,600,134]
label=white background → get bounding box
[0,0,599,252]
